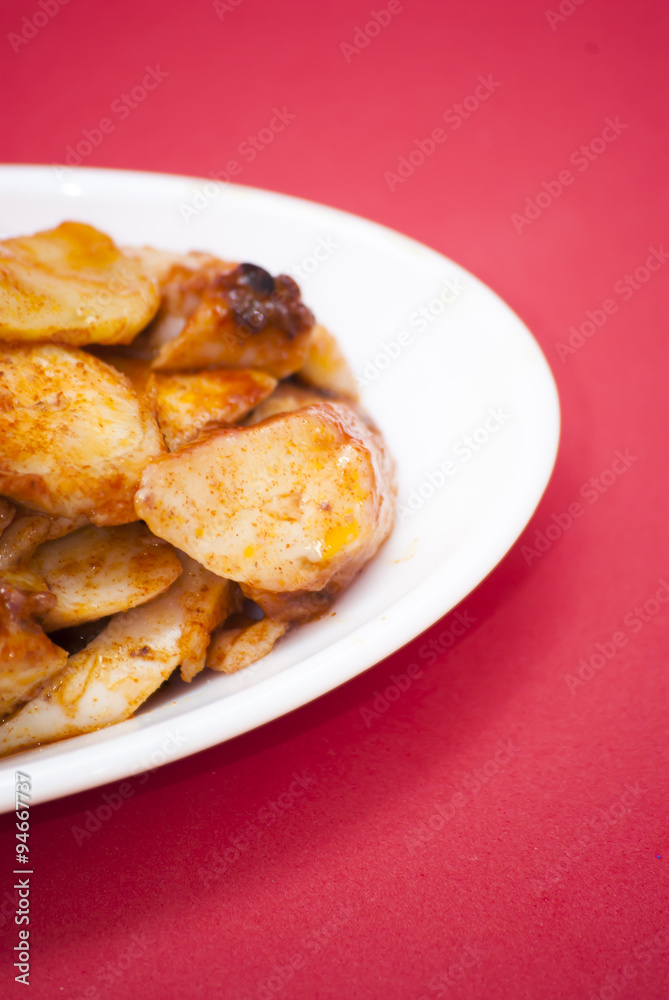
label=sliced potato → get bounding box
[296,324,359,400]
[151,265,314,378]
[149,368,277,450]
[0,553,229,755]
[206,618,289,674]
[244,382,325,426]
[0,344,165,524]
[135,401,396,608]
[0,222,159,345]
[85,348,156,398]
[179,575,238,682]
[28,523,183,631]
[0,577,67,718]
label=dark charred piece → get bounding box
[216,264,314,339]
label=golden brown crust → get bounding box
[149,368,277,450]
[0,229,396,753]
[135,400,396,609]
[0,222,160,345]
[0,344,165,523]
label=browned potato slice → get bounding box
[244,382,325,426]
[149,368,277,450]
[179,576,238,682]
[0,344,165,524]
[206,618,289,674]
[28,523,183,631]
[151,264,315,379]
[0,577,67,718]
[0,553,229,754]
[296,324,359,400]
[0,222,159,345]
[135,401,396,608]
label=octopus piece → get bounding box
[0,576,67,719]
[28,523,183,631]
[0,344,165,524]
[0,498,15,538]
[151,264,315,378]
[0,553,230,755]
[148,368,277,450]
[135,401,396,620]
[120,246,237,356]
[0,222,160,345]
[120,245,233,290]
[0,509,87,571]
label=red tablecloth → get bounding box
[1,1,667,997]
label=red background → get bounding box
[1,0,668,997]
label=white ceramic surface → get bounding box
[0,165,560,811]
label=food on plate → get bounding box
[0,554,230,755]
[27,523,183,630]
[150,263,314,377]
[206,618,289,675]
[0,222,159,345]
[243,381,327,425]
[296,323,360,399]
[0,577,68,718]
[148,368,277,450]
[0,507,87,571]
[0,221,395,755]
[135,401,396,620]
[0,343,164,524]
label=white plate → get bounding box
[0,165,559,811]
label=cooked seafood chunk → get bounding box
[151,264,314,378]
[149,368,277,450]
[0,222,159,345]
[0,553,229,755]
[297,324,359,400]
[121,246,233,290]
[121,247,237,356]
[135,401,396,614]
[206,618,289,674]
[0,499,15,538]
[0,577,67,718]
[28,524,183,631]
[0,509,86,571]
[236,584,337,622]
[0,344,164,524]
